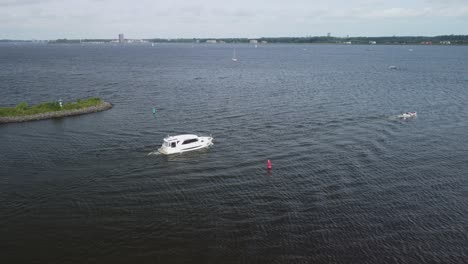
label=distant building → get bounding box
[249,39,258,44]
[118,34,124,43]
[261,40,268,44]
[126,39,148,43]
[421,41,432,45]
[206,40,217,44]
[440,40,451,45]
[344,41,352,44]
[369,41,377,45]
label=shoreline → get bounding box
[0,101,112,124]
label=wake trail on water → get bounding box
[147,151,160,156]
[387,115,401,121]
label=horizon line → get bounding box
[2,34,468,41]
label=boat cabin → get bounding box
[163,135,200,148]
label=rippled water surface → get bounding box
[1,43,468,263]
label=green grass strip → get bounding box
[0,97,103,117]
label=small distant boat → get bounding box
[398,112,417,119]
[158,134,213,155]
[232,48,238,61]
[389,65,398,70]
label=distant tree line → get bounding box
[51,39,113,43]
[141,35,468,45]
[6,35,467,45]
[251,35,468,45]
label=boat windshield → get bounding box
[182,138,198,145]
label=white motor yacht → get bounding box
[398,111,417,119]
[158,134,213,155]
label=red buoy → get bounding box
[267,160,272,170]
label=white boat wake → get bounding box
[388,111,417,121]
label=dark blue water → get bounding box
[1,43,468,263]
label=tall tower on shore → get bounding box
[118,34,124,43]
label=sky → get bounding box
[1,0,467,39]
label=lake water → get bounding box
[1,43,468,263]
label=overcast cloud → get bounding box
[1,0,467,39]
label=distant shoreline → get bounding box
[0,101,112,124]
[2,34,467,45]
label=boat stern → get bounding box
[158,147,170,155]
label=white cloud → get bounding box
[0,0,467,39]
[360,6,468,18]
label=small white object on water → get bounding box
[398,111,417,119]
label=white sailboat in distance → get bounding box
[232,48,238,61]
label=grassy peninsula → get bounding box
[0,97,102,117]
[0,97,112,123]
